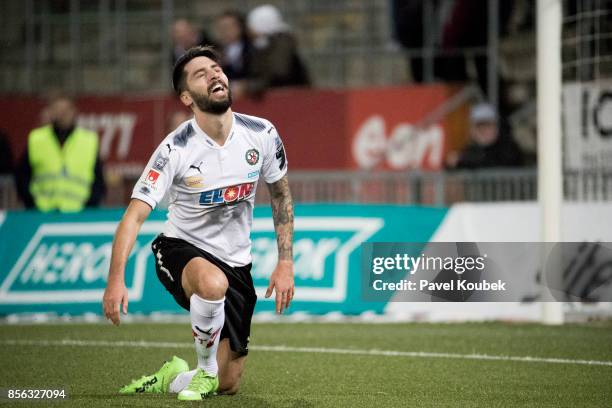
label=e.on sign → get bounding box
[352,115,444,170]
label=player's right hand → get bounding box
[103,280,128,326]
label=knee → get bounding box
[183,259,228,300]
[194,270,228,299]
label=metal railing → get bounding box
[2,168,612,210]
[263,169,539,206]
[282,169,612,203]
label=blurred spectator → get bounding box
[235,4,310,98]
[171,19,215,65]
[15,95,105,212]
[446,102,523,169]
[390,0,426,81]
[391,0,513,104]
[214,10,253,81]
[0,130,14,175]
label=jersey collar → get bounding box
[190,115,236,149]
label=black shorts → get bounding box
[151,234,257,356]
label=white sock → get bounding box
[190,294,225,376]
[169,369,198,393]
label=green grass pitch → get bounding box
[0,322,611,407]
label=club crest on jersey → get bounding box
[199,182,255,206]
[245,148,259,165]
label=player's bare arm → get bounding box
[265,174,295,314]
[103,199,152,325]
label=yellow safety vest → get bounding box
[28,125,99,213]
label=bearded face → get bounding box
[189,80,232,114]
[179,55,233,114]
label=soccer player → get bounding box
[102,46,294,400]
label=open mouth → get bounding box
[210,83,225,95]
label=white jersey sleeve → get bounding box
[131,139,181,209]
[261,126,288,184]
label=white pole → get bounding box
[537,0,564,325]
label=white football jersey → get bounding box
[132,112,288,267]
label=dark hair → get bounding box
[172,46,220,95]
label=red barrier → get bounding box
[0,86,466,171]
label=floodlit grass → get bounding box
[0,322,611,407]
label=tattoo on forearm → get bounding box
[268,176,294,261]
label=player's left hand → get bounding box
[265,260,294,314]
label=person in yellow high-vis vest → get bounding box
[15,95,106,212]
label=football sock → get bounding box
[189,294,225,376]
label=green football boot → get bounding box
[177,368,219,401]
[119,356,189,394]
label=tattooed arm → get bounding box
[268,175,294,261]
[265,175,295,313]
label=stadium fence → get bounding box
[1,168,611,210]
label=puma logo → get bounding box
[189,161,204,173]
[193,326,220,348]
[195,325,212,335]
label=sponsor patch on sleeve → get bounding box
[145,169,160,184]
[153,154,169,171]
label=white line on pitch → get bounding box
[2,339,611,367]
